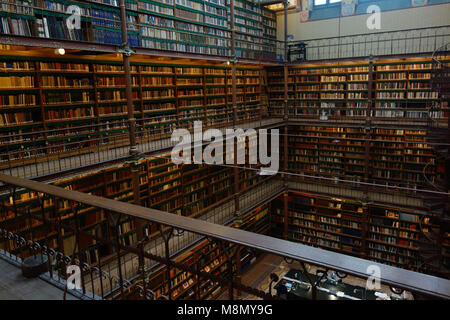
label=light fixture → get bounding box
[226,61,231,66]
[55,48,65,56]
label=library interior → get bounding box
[0,0,449,301]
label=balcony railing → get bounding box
[0,173,449,300]
[288,26,450,62]
[0,113,284,180]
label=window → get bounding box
[314,0,341,6]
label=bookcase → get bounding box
[284,124,440,189]
[0,0,277,59]
[0,53,267,167]
[131,204,270,300]
[0,148,269,298]
[0,133,265,258]
[268,57,448,121]
[270,192,450,273]
[0,1,35,37]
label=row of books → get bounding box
[0,75,34,88]
[292,66,369,75]
[42,91,92,104]
[377,63,431,71]
[1,0,34,15]
[0,94,36,106]
[0,61,35,70]
[38,0,90,15]
[0,111,35,125]
[41,76,92,88]
[97,76,139,87]
[40,62,89,72]
[98,105,126,115]
[36,16,88,41]
[46,107,95,121]
[0,17,33,36]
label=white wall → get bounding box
[276,3,450,60]
[277,3,450,40]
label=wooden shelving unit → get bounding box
[270,192,450,274]
[0,144,265,261]
[0,54,268,164]
[268,57,447,121]
[0,0,277,60]
[131,204,270,300]
[282,124,439,189]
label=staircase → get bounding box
[420,43,450,278]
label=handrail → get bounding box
[290,25,450,44]
[0,172,449,299]
[288,25,450,62]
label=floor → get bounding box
[0,257,78,300]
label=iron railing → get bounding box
[289,26,450,62]
[0,173,449,300]
[0,113,284,179]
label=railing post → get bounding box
[114,218,125,297]
[159,225,174,300]
[219,240,234,300]
[71,201,86,295]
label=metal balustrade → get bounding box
[289,26,450,62]
[0,113,284,180]
[0,173,449,300]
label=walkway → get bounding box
[0,256,78,300]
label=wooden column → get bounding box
[361,59,375,258]
[235,246,242,299]
[283,1,289,189]
[119,0,137,156]
[361,202,369,259]
[119,0,143,242]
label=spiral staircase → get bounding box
[419,43,450,278]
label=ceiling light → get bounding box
[55,48,65,56]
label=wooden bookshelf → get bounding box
[0,0,276,59]
[270,192,450,274]
[268,57,448,121]
[0,54,267,166]
[0,134,265,260]
[129,204,270,300]
[283,124,440,189]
